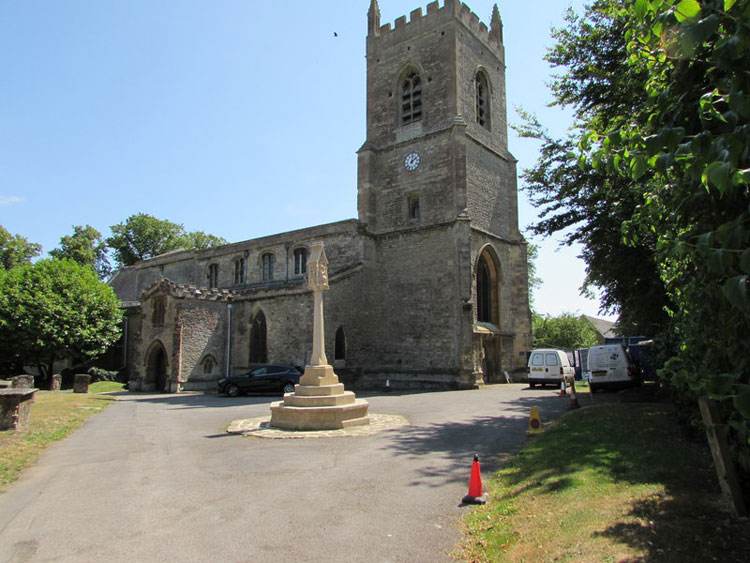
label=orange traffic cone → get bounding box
[559,378,568,397]
[462,454,488,505]
[569,382,580,409]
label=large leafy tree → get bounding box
[527,243,542,310]
[519,0,671,337]
[106,213,227,268]
[0,225,41,270]
[532,313,600,350]
[0,259,122,378]
[604,0,749,478]
[554,0,750,494]
[50,225,111,279]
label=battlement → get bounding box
[370,0,502,51]
[142,277,234,302]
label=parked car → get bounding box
[585,344,641,392]
[218,364,303,397]
[527,349,575,388]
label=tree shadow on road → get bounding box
[113,391,279,409]
[378,393,573,488]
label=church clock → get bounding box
[404,152,420,171]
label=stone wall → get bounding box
[179,301,226,391]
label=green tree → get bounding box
[0,225,41,270]
[0,259,122,379]
[518,0,670,337]
[106,213,227,268]
[50,225,111,279]
[567,0,750,494]
[526,243,542,311]
[532,312,600,350]
[183,230,229,251]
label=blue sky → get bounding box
[0,0,614,320]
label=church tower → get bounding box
[357,0,531,387]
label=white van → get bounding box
[586,344,641,391]
[527,349,575,388]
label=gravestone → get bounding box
[50,374,62,391]
[11,375,34,389]
[73,374,91,394]
[0,388,37,431]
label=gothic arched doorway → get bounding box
[476,247,503,382]
[146,341,168,393]
[249,311,268,364]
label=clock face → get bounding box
[404,152,420,171]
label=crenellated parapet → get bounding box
[369,0,503,53]
[141,277,234,302]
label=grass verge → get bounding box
[456,402,749,562]
[0,382,124,493]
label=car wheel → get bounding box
[589,384,597,394]
[282,382,296,394]
[226,383,240,397]
[529,382,536,389]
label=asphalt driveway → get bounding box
[0,384,573,563]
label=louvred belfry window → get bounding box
[475,72,490,129]
[401,72,422,125]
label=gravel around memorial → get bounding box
[227,413,409,438]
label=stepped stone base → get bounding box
[269,364,370,431]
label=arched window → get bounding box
[408,194,421,220]
[262,253,275,281]
[293,247,307,275]
[202,355,216,375]
[335,326,346,361]
[152,296,167,327]
[233,258,245,285]
[401,71,423,125]
[476,249,501,326]
[477,258,491,323]
[475,71,490,129]
[250,311,268,364]
[208,263,219,288]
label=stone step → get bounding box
[269,399,370,431]
[293,383,345,397]
[283,391,356,407]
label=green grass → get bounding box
[456,402,750,562]
[88,380,126,393]
[0,387,119,492]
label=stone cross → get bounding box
[307,242,329,366]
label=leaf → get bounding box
[630,155,648,180]
[665,127,685,152]
[634,0,649,19]
[734,386,750,419]
[725,0,737,10]
[697,232,713,257]
[708,250,726,275]
[733,169,750,185]
[673,0,701,22]
[705,161,732,195]
[687,14,720,46]
[722,275,749,312]
[740,248,750,274]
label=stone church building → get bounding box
[110,0,532,393]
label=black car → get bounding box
[218,364,303,397]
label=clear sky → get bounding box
[0,0,614,321]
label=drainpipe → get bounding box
[226,303,233,378]
[119,315,129,371]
